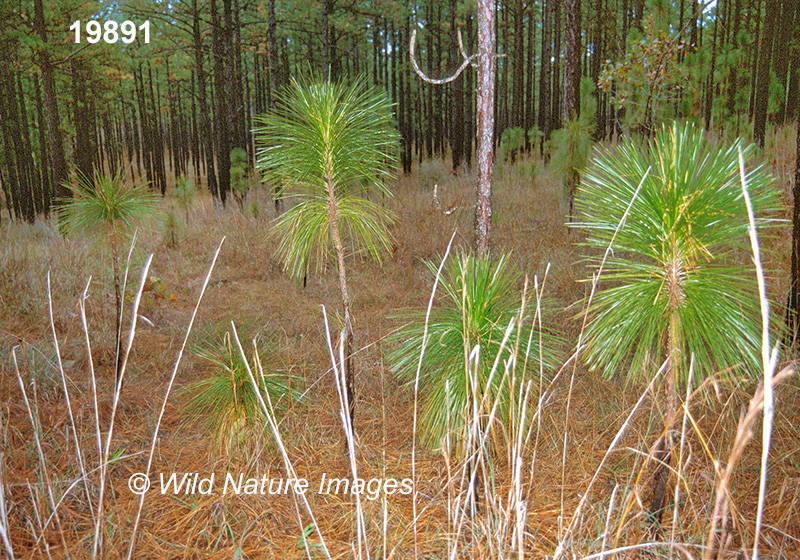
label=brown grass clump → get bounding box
[1,126,798,559]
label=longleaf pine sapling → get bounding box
[573,121,778,529]
[254,77,399,433]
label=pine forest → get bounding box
[0,0,799,558]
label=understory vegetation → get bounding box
[0,125,798,560]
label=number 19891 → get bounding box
[70,20,150,44]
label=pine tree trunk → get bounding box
[551,0,562,133]
[212,0,230,204]
[564,0,582,218]
[33,0,69,201]
[449,0,465,171]
[326,180,356,434]
[785,0,800,124]
[512,0,525,135]
[564,0,582,123]
[525,0,536,143]
[753,0,776,148]
[33,75,52,214]
[539,0,553,148]
[475,0,495,256]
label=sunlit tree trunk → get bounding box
[475,0,495,256]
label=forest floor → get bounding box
[1,130,800,559]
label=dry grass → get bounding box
[0,125,798,559]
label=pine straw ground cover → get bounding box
[1,126,799,559]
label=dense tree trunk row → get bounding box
[2,0,799,221]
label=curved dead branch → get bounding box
[409,27,477,85]
[433,184,473,216]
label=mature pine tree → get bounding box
[511,0,526,131]
[212,0,231,204]
[539,0,553,147]
[475,0,495,255]
[33,0,69,201]
[753,0,777,148]
[564,0,581,123]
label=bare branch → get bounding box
[51,44,91,67]
[409,28,477,85]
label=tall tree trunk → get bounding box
[564,0,582,122]
[449,0,465,170]
[551,0,563,133]
[34,75,52,215]
[753,0,775,147]
[465,14,475,168]
[33,0,69,201]
[475,0,495,256]
[704,10,719,130]
[539,0,553,148]
[268,0,278,104]
[784,1,800,124]
[564,0,582,218]
[511,0,525,133]
[525,0,536,144]
[73,59,95,183]
[212,0,230,204]
[322,0,331,80]
[402,20,414,174]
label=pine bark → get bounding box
[212,0,231,203]
[449,0,465,170]
[753,0,775,147]
[539,0,553,147]
[551,0,563,133]
[564,0,582,123]
[192,0,218,196]
[475,0,496,256]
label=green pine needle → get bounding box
[253,76,399,279]
[573,121,779,386]
[388,252,561,453]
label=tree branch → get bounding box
[409,27,477,85]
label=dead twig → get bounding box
[409,28,477,85]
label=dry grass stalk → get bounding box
[554,168,651,559]
[233,322,333,560]
[701,149,794,560]
[126,238,224,559]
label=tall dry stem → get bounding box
[126,239,224,559]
